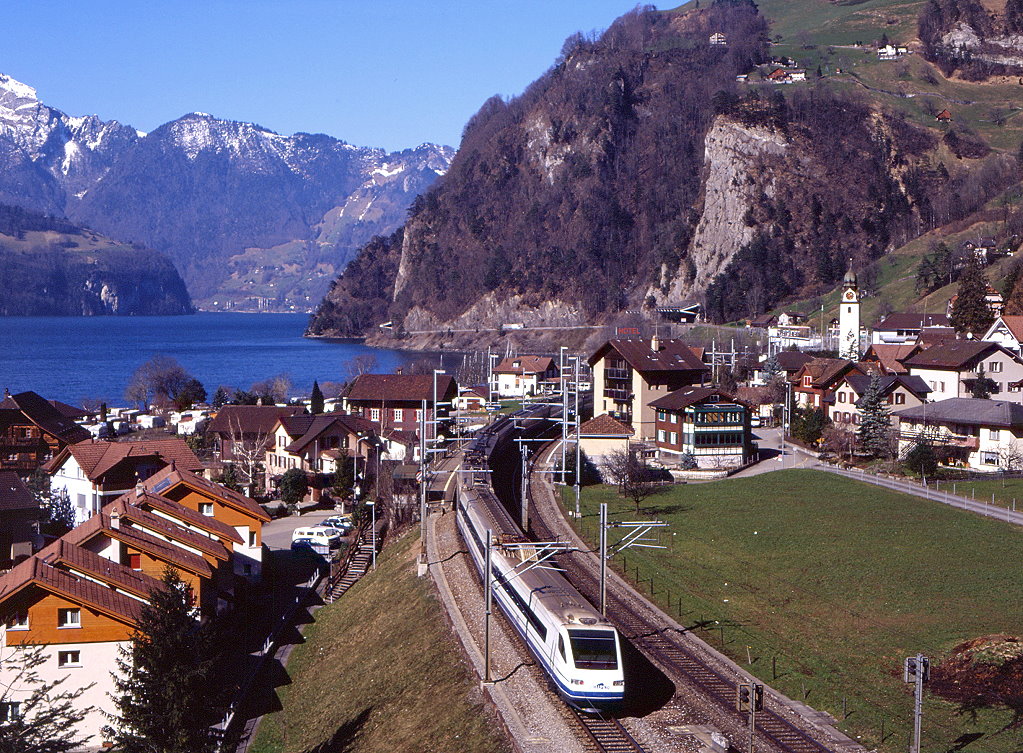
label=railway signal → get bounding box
[736,681,763,753]
[903,653,929,753]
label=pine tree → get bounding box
[310,380,325,415]
[106,568,222,753]
[949,260,995,337]
[211,386,230,409]
[971,365,998,399]
[857,372,892,458]
[0,645,93,753]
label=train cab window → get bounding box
[568,629,618,670]
[557,635,566,662]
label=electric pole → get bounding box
[903,653,929,753]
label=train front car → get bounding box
[552,621,624,713]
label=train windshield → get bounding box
[568,629,618,670]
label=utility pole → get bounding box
[598,504,667,615]
[903,654,929,753]
[520,441,529,532]
[573,356,581,519]
[599,502,607,614]
[418,397,428,571]
[560,346,568,483]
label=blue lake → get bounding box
[0,313,409,405]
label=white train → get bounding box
[456,482,625,712]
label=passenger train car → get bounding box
[457,420,624,712]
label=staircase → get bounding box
[326,530,376,603]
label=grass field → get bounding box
[935,475,1023,511]
[560,470,1023,753]
[250,530,509,753]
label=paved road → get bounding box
[262,509,341,551]
[728,426,819,479]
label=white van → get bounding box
[291,526,342,548]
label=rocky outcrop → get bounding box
[654,118,787,304]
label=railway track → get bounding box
[573,709,647,753]
[524,446,841,753]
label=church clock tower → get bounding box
[839,265,860,360]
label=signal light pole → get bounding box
[903,653,929,753]
[736,681,763,753]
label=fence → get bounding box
[820,464,1023,526]
[213,567,322,747]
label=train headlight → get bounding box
[570,679,585,686]
[613,680,624,686]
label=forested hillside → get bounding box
[308,1,1019,342]
[0,205,193,316]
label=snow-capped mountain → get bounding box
[0,73,454,310]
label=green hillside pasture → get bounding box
[250,531,509,753]
[561,470,1023,753]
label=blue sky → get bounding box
[5,1,671,152]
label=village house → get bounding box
[207,404,306,463]
[342,373,457,441]
[649,387,754,468]
[0,472,39,568]
[491,355,559,398]
[0,391,91,478]
[860,343,920,374]
[791,358,865,410]
[453,386,489,412]
[575,414,634,471]
[709,31,727,45]
[936,109,953,122]
[144,465,270,581]
[829,373,931,429]
[44,438,203,525]
[894,398,1023,471]
[264,412,379,500]
[877,43,909,60]
[982,314,1023,355]
[947,285,1004,322]
[0,554,146,746]
[751,350,814,386]
[901,341,1023,402]
[871,312,949,345]
[588,337,709,440]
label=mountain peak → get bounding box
[0,73,38,103]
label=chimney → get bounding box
[135,481,144,499]
[170,459,177,471]
[651,334,660,352]
[110,510,120,530]
[2,387,8,398]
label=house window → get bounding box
[657,430,666,442]
[894,393,906,405]
[370,408,380,421]
[415,410,423,423]
[128,554,142,571]
[657,410,667,422]
[833,411,841,421]
[5,612,28,630]
[670,432,678,445]
[58,609,80,628]
[803,376,812,386]
[199,502,214,516]
[837,392,845,403]
[990,429,1001,441]
[248,530,257,547]
[394,408,403,422]
[990,361,1003,373]
[0,702,21,721]
[982,451,999,465]
[57,650,81,667]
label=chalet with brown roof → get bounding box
[144,465,269,580]
[860,343,920,375]
[915,326,958,348]
[0,554,145,744]
[45,437,203,525]
[343,373,457,441]
[792,358,866,410]
[265,412,380,500]
[982,314,1023,355]
[830,373,931,429]
[0,390,90,477]
[207,404,305,462]
[492,355,559,398]
[902,341,1023,402]
[935,109,952,122]
[650,387,754,468]
[0,471,39,568]
[871,312,950,345]
[589,337,709,440]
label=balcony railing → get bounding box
[605,367,631,381]
[603,388,632,401]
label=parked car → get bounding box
[322,515,353,534]
[291,526,342,549]
[290,537,329,557]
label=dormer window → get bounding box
[803,376,812,386]
[5,612,28,630]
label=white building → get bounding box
[894,398,1023,471]
[492,355,559,398]
[839,268,861,361]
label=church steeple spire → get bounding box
[839,259,861,360]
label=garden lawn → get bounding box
[250,530,509,753]
[562,470,1023,753]
[935,476,1023,512]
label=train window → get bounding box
[558,635,566,662]
[568,629,618,670]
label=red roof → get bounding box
[345,374,458,403]
[588,339,709,374]
[108,496,230,561]
[650,386,745,411]
[37,539,163,601]
[0,471,36,512]
[493,355,556,376]
[126,487,242,544]
[0,391,91,445]
[144,466,270,523]
[578,414,634,436]
[208,405,305,437]
[46,438,203,480]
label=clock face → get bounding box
[844,289,856,301]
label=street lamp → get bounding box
[367,499,377,570]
